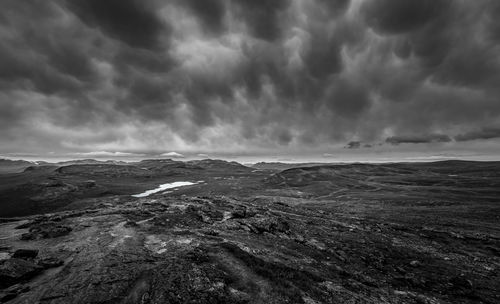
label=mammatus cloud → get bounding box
[68,0,167,49]
[0,0,499,158]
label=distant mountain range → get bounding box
[0,158,253,174]
[0,159,46,173]
[251,162,335,171]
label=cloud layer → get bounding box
[1,0,500,157]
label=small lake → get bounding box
[132,181,199,198]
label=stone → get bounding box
[409,260,420,267]
[0,284,30,302]
[82,180,97,188]
[247,217,290,234]
[12,249,39,260]
[20,224,72,240]
[0,258,42,288]
[37,257,64,269]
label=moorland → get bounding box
[0,159,499,303]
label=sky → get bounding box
[1,0,500,162]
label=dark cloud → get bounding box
[344,142,374,149]
[487,3,500,40]
[234,0,290,41]
[0,1,98,97]
[327,78,371,117]
[317,0,351,15]
[362,0,457,70]
[345,141,361,149]
[181,0,226,34]
[306,36,343,79]
[113,47,174,74]
[455,128,500,142]
[1,0,500,156]
[386,134,452,145]
[68,0,166,49]
[362,0,450,34]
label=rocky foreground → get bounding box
[0,161,499,303]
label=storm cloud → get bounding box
[455,128,500,142]
[386,134,452,145]
[0,0,499,158]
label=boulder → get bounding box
[82,180,97,188]
[21,224,72,240]
[247,217,290,234]
[0,284,30,302]
[12,249,39,260]
[0,259,42,288]
[37,257,64,269]
[226,207,257,220]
